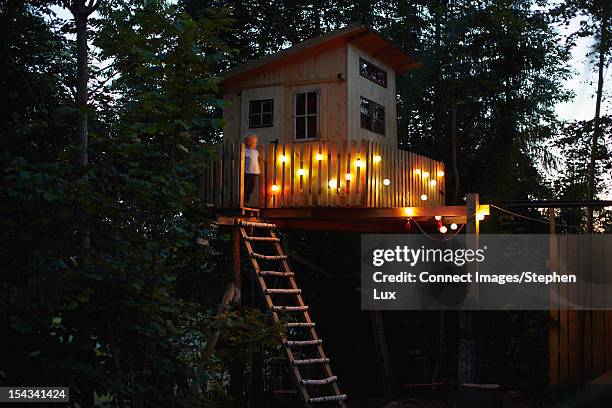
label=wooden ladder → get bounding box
[236,219,348,407]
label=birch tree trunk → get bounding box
[68,0,98,251]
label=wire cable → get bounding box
[490,204,581,230]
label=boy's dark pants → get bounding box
[244,174,258,204]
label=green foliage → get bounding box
[0,1,279,407]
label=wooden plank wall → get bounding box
[202,140,445,209]
[549,234,612,386]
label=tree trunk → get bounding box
[75,14,88,167]
[69,0,97,250]
[586,15,607,233]
[451,99,460,203]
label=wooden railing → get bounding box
[202,140,445,209]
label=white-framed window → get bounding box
[294,90,319,140]
[249,99,274,128]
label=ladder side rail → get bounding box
[269,229,347,406]
[238,226,311,407]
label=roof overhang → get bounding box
[220,23,420,86]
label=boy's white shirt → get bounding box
[244,148,260,175]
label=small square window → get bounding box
[359,58,388,88]
[249,99,274,128]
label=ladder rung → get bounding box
[293,357,329,366]
[272,306,308,312]
[266,288,301,295]
[260,271,294,277]
[309,394,347,403]
[244,236,280,242]
[251,253,287,261]
[286,322,315,328]
[238,220,276,228]
[301,376,338,386]
[286,339,322,346]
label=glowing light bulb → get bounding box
[297,168,305,176]
[279,155,289,163]
[328,179,338,188]
[477,213,485,221]
[315,153,323,161]
[450,223,458,230]
[440,226,448,234]
[404,207,414,217]
[420,194,428,201]
[383,178,391,186]
[422,171,430,179]
[434,215,442,221]
[414,169,421,175]
[355,158,365,168]
[271,184,280,193]
[438,170,445,177]
[345,173,353,181]
[373,155,382,163]
[430,180,437,186]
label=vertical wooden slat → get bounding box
[348,140,357,206]
[361,140,369,207]
[224,142,232,206]
[276,144,285,208]
[384,145,391,207]
[559,236,569,383]
[311,141,320,207]
[329,141,338,207]
[258,144,265,208]
[568,236,580,384]
[214,145,223,207]
[320,142,328,207]
[238,143,245,208]
[302,142,311,207]
[285,143,293,208]
[591,235,605,377]
[267,143,276,208]
[339,141,348,207]
[369,142,376,208]
[293,143,302,207]
[606,235,612,371]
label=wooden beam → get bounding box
[269,218,409,233]
[261,205,469,219]
[224,76,345,93]
[215,212,469,232]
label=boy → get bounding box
[244,132,260,205]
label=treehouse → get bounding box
[202,24,489,407]
[202,23,480,232]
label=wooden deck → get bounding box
[202,140,446,210]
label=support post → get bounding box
[458,193,479,385]
[229,226,244,406]
[370,310,394,399]
[232,227,241,304]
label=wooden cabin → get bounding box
[203,23,462,225]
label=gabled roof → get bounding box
[221,23,420,83]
